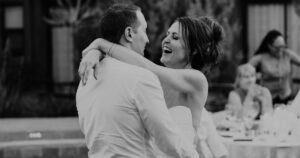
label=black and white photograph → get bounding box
[1,0,300,158]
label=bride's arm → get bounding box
[85,39,206,91]
[79,49,105,85]
[82,38,208,128]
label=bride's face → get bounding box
[160,21,190,69]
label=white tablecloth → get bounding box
[222,137,300,158]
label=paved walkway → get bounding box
[0,117,80,133]
[0,117,84,142]
[0,117,87,158]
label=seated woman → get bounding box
[226,64,273,121]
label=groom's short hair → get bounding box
[100,4,141,44]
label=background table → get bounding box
[222,137,300,158]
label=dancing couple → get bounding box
[76,3,227,158]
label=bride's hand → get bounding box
[78,49,104,85]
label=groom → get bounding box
[76,3,199,158]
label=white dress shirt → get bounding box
[76,57,198,158]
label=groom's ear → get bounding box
[124,26,134,42]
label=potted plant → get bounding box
[45,0,103,95]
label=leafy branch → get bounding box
[45,0,102,27]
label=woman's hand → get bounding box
[250,85,267,104]
[78,49,104,85]
[246,84,263,99]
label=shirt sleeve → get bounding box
[133,71,199,158]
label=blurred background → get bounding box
[1,0,300,117]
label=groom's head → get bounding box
[100,4,149,55]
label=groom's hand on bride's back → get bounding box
[78,49,103,85]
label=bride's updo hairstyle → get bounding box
[176,16,224,75]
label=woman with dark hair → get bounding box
[249,29,300,105]
[80,16,228,158]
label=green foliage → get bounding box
[3,92,77,117]
[0,39,24,116]
[46,0,106,84]
[293,0,300,16]
[45,0,104,27]
[0,33,77,118]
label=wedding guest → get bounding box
[226,64,273,120]
[249,30,300,105]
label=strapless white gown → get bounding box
[149,106,228,158]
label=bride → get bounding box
[80,16,227,158]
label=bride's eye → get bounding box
[172,34,179,40]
